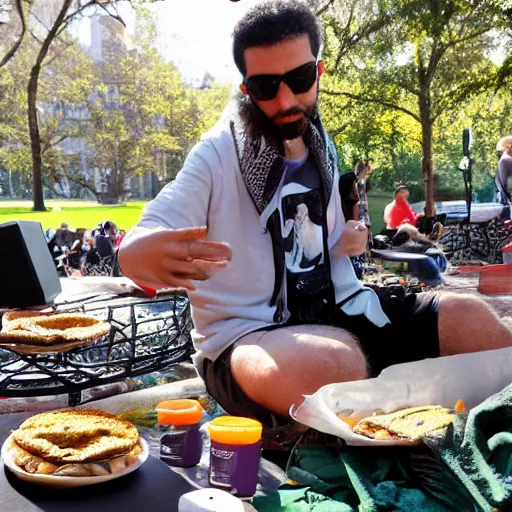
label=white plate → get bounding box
[1,435,149,488]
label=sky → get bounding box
[70,0,506,84]
[71,0,266,84]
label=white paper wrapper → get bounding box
[290,347,512,446]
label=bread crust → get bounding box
[353,406,455,440]
[0,312,110,346]
[12,409,140,464]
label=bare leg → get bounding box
[438,292,512,356]
[230,325,368,417]
[230,294,512,419]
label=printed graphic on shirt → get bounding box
[281,156,325,274]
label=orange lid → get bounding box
[155,399,204,426]
[208,416,262,445]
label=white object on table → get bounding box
[178,488,245,511]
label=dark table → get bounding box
[0,412,194,512]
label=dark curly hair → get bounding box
[233,0,322,76]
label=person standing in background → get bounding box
[357,160,372,246]
[496,135,512,203]
[338,159,361,221]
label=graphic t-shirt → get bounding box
[281,152,332,322]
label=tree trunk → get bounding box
[419,90,435,217]
[26,0,73,211]
[421,121,435,217]
[28,64,45,211]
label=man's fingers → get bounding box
[121,227,230,291]
[132,277,196,293]
[168,226,208,242]
[162,257,228,279]
[144,228,232,261]
[164,275,197,291]
[175,270,209,281]
[187,240,233,261]
[131,265,200,291]
[164,239,232,262]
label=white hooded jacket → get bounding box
[137,117,389,375]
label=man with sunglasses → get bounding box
[120,1,512,426]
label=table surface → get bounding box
[0,412,195,512]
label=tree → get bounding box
[1,4,231,205]
[0,0,31,69]
[0,47,33,194]
[80,9,231,200]
[321,0,512,215]
[1,19,96,199]
[1,0,165,211]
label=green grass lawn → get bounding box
[0,200,147,231]
[367,190,394,234]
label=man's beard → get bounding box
[237,93,317,142]
[269,105,316,140]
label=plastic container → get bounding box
[156,399,204,468]
[207,416,262,497]
[502,242,512,265]
[478,264,512,295]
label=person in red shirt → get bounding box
[384,186,422,229]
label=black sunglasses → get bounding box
[244,61,318,101]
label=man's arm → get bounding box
[383,203,392,228]
[119,141,232,291]
[407,203,420,226]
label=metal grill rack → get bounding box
[0,294,193,406]
[440,218,512,264]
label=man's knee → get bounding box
[230,342,275,384]
[439,292,491,321]
[231,327,368,388]
[438,292,512,355]
[311,333,369,382]
[229,327,369,416]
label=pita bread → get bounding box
[12,409,139,464]
[353,406,455,441]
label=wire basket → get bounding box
[0,294,193,405]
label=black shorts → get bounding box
[203,290,441,427]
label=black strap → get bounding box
[336,288,367,309]
[110,248,122,277]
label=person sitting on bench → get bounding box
[384,186,423,229]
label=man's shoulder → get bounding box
[200,118,235,152]
[180,118,237,177]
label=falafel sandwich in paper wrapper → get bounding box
[290,347,512,446]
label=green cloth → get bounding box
[423,383,512,511]
[254,384,512,512]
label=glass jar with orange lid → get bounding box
[207,416,262,497]
[156,399,204,467]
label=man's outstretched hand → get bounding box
[118,226,232,292]
[335,220,368,257]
